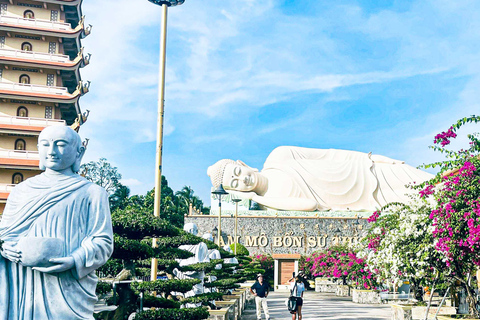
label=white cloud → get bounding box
[121,178,143,188]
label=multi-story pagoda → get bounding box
[0,0,90,214]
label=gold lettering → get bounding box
[273,237,283,247]
[307,236,317,247]
[219,237,226,247]
[292,236,302,247]
[245,236,259,247]
[317,236,327,247]
[284,236,293,247]
[227,236,241,245]
[258,235,268,247]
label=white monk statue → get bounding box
[202,233,222,270]
[0,126,114,320]
[173,223,209,304]
[207,146,433,211]
[222,245,239,265]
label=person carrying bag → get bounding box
[287,281,298,313]
[288,274,305,320]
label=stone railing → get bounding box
[0,47,70,63]
[0,115,65,127]
[315,278,337,293]
[0,15,72,31]
[0,183,15,192]
[208,209,373,218]
[0,148,39,159]
[0,81,69,95]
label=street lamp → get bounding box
[212,184,228,246]
[212,226,218,240]
[232,198,242,255]
[147,0,186,282]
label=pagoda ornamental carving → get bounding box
[0,0,91,215]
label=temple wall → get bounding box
[1,102,56,119]
[0,135,38,150]
[2,70,59,87]
[185,214,369,255]
[0,169,38,183]
[5,2,63,22]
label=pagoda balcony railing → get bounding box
[0,148,39,160]
[0,115,66,127]
[0,183,15,193]
[0,47,70,63]
[0,81,69,95]
[0,15,72,31]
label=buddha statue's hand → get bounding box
[228,190,257,200]
[32,256,75,274]
[0,241,22,263]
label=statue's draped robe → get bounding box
[0,173,113,320]
[263,147,433,211]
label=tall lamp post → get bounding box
[147,0,185,282]
[211,184,228,246]
[232,198,241,255]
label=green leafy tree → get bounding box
[79,158,122,194]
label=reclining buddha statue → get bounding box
[207,146,433,212]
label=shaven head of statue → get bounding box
[184,223,198,236]
[207,159,259,192]
[38,126,85,174]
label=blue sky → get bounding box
[79,0,480,205]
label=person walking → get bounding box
[290,276,305,320]
[250,273,271,320]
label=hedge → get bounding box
[134,307,209,320]
[132,279,201,294]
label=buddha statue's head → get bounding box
[207,159,262,192]
[184,223,198,236]
[38,126,85,173]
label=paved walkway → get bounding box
[242,291,391,320]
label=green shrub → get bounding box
[230,243,249,256]
[134,307,209,320]
[96,281,112,296]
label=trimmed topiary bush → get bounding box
[230,243,249,256]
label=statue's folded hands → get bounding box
[32,257,75,274]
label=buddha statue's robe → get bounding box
[0,173,113,320]
[262,146,433,211]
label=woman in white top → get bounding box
[289,276,305,320]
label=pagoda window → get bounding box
[21,42,32,51]
[0,36,5,48]
[19,74,30,84]
[0,4,7,16]
[48,42,56,54]
[23,10,34,19]
[12,173,24,185]
[45,106,53,119]
[14,139,26,151]
[17,106,28,117]
[46,74,54,86]
[50,10,58,22]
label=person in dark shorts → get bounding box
[250,274,270,320]
[290,276,305,320]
